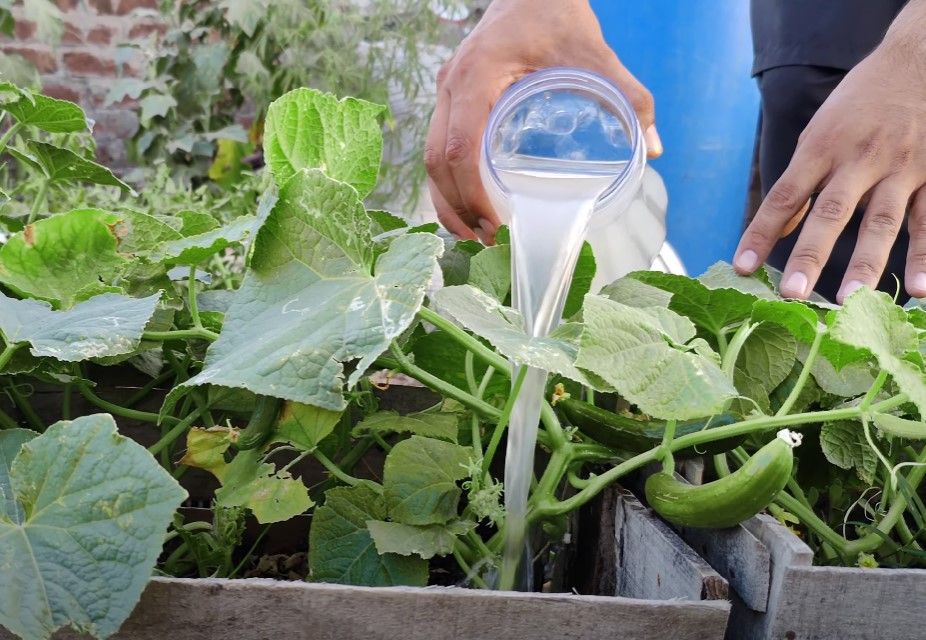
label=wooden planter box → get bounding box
[673,513,926,640]
[0,489,731,640]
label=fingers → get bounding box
[446,91,501,239]
[430,180,478,242]
[779,173,872,298]
[425,91,471,235]
[906,188,926,298]
[734,154,830,278]
[595,51,661,158]
[836,180,909,303]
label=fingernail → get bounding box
[783,271,808,298]
[838,280,864,302]
[913,273,926,295]
[479,218,497,238]
[734,249,758,272]
[644,125,663,156]
[473,227,489,244]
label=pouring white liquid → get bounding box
[489,162,620,591]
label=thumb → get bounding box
[597,53,662,158]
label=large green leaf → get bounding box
[352,410,458,443]
[382,436,471,526]
[0,291,160,364]
[12,141,132,191]
[143,215,256,266]
[263,88,386,196]
[171,170,442,412]
[600,277,672,309]
[0,429,37,523]
[468,243,510,302]
[3,92,88,133]
[820,420,878,484]
[366,519,474,560]
[275,401,342,451]
[0,414,186,640]
[431,284,592,385]
[309,483,428,586]
[631,268,774,336]
[830,287,926,414]
[111,209,183,255]
[576,295,737,420]
[0,209,129,308]
[736,323,797,396]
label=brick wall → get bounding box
[3,0,165,168]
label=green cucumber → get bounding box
[558,397,744,457]
[233,395,282,450]
[644,429,802,529]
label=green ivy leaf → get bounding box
[215,449,313,524]
[820,420,878,484]
[263,88,386,196]
[0,290,160,364]
[352,410,458,443]
[12,141,133,191]
[219,0,266,37]
[170,170,442,413]
[138,94,177,124]
[576,295,737,420]
[383,436,471,526]
[0,414,186,640]
[309,483,428,586]
[0,209,129,308]
[830,287,926,415]
[3,92,88,132]
[366,519,475,559]
[177,210,220,236]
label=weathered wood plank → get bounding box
[697,514,926,640]
[616,487,729,602]
[673,521,771,612]
[0,578,731,640]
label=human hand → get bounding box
[734,8,926,303]
[425,0,661,243]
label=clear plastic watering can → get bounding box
[478,67,681,293]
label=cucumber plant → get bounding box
[2,79,926,640]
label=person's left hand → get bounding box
[733,28,926,303]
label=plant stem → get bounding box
[842,445,926,558]
[77,383,180,426]
[481,366,527,477]
[861,370,889,411]
[388,341,500,420]
[148,407,206,456]
[279,449,312,474]
[452,543,490,590]
[229,524,271,579]
[26,180,50,225]
[660,419,677,473]
[721,321,757,381]
[61,384,72,421]
[0,342,24,371]
[0,408,18,430]
[6,382,43,431]
[187,265,205,330]
[773,490,849,554]
[417,306,511,375]
[776,326,825,416]
[0,122,22,153]
[313,448,363,487]
[124,369,175,408]
[143,328,219,342]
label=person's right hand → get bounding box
[425,0,662,243]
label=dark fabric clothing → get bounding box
[756,65,910,302]
[751,0,907,75]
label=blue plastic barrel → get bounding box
[590,1,759,276]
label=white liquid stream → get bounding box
[495,167,619,591]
